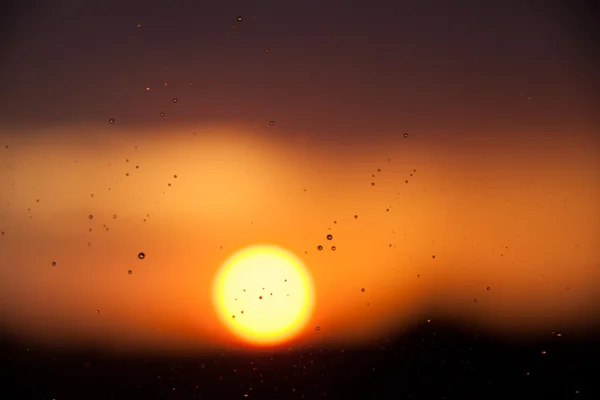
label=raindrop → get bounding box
[432,255,436,259]
[331,246,336,251]
[259,296,263,300]
[117,52,123,56]
[474,298,478,303]
[377,169,381,172]
[172,98,178,103]
[109,118,115,124]
[371,182,375,186]
[317,245,323,251]
[51,261,56,266]
[237,16,243,22]
[326,234,333,240]
[174,175,178,179]
[188,81,193,85]
[333,220,337,224]
[407,79,412,83]
[354,214,358,219]
[541,350,547,355]
[113,215,117,219]
[138,252,145,260]
[269,121,275,126]
[145,87,150,91]
[316,326,320,331]
[96,310,100,314]
[265,48,270,53]
[361,288,365,292]
[404,133,408,138]
[88,214,93,219]
[160,112,165,117]
[486,286,491,290]
[128,270,133,274]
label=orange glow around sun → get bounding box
[212,245,315,347]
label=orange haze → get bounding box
[0,123,599,353]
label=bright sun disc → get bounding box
[213,245,315,346]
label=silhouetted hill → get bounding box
[1,317,598,400]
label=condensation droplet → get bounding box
[404,133,408,138]
[326,234,333,240]
[172,98,178,103]
[51,261,56,266]
[128,270,132,274]
[317,245,323,251]
[331,246,336,251]
[88,214,93,219]
[160,112,165,117]
[354,214,358,219]
[361,288,365,292]
[487,286,491,290]
[316,326,320,331]
[371,182,375,186]
[138,252,145,260]
[237,16,243,22]
[474,298,478,303]
[109,118,115,124]
[269,121,275,126]
[96,309,100,314]
[265,48,270,53]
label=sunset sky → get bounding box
[0,0,598,354]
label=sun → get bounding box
[213,245,315,346]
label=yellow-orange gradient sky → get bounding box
[0,123,598,353]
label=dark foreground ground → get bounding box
[1,317,598,400]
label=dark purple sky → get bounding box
[0,0,597,137]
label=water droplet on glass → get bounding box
[96,309,100,314]
[51,261,56,266]
[432,255,436,259]
[361,288,365,292]
[113,215,117,219]
[109,118,115,124]
[331,246,336,251]
[172,98,178,103]
[145,87,151,91]
[259,296,263,300]
[138,252,145,260]
[404,133,408,138]
[269,121,275,126]
[371,182,375,186]
[354,215,358,219]
[174,175,178,179]
[188,81,193,85]
[128,270,132,274]
[88,214,93,219]
[160,112,165,117]
[326,234,333,240]
[486,286,491,290]
[265,48,270,53]
[317,245,323,251]
[316,326,320,331]
[474,298,478,303]
[377,168,381,172]
[237,16,243,22]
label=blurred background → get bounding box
[0,0,598,398]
